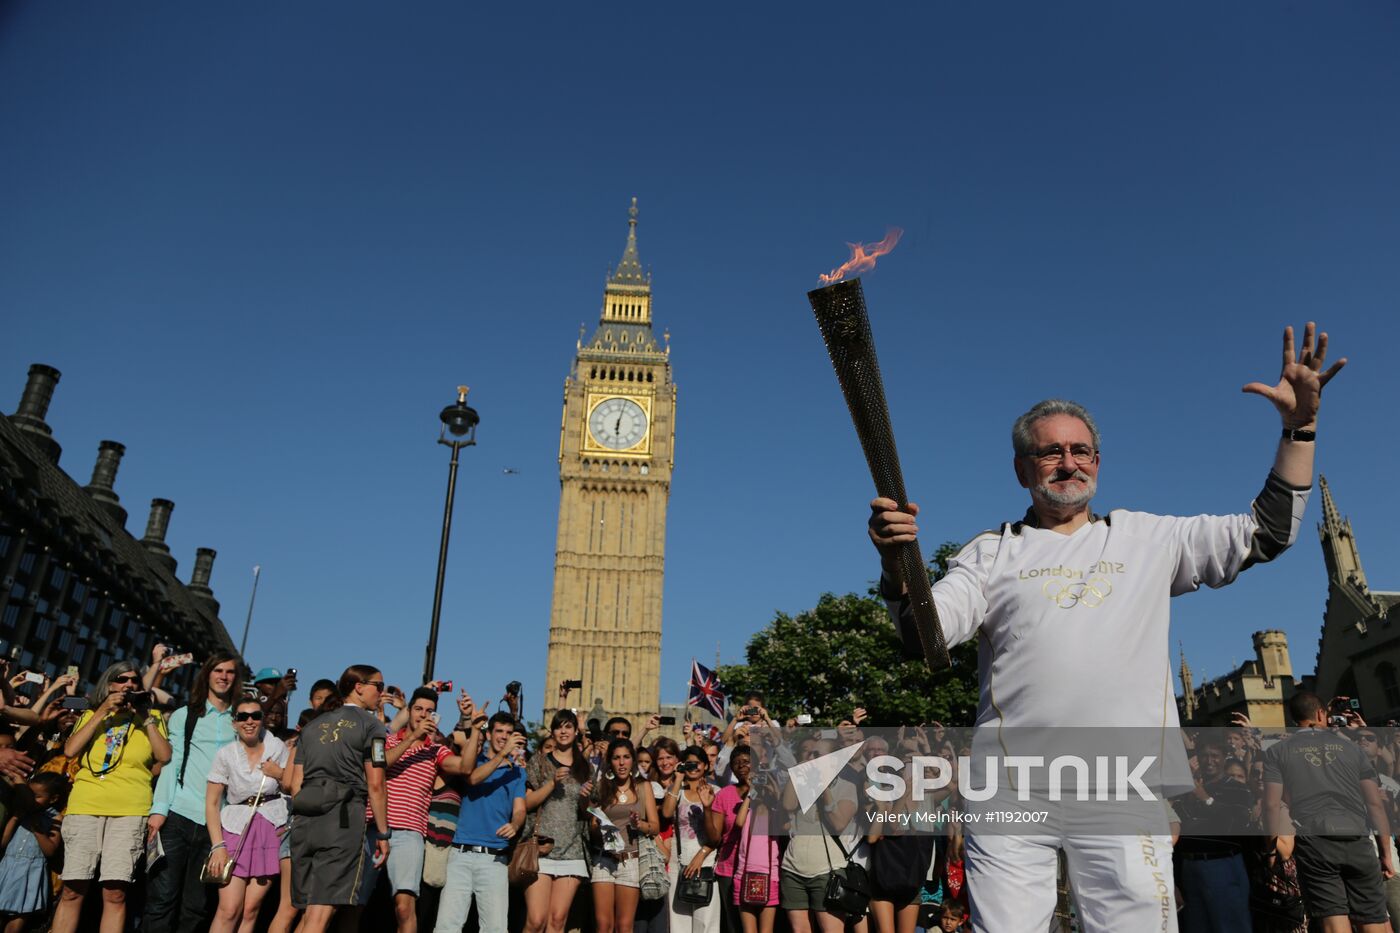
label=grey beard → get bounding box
[1035,471,1097,509]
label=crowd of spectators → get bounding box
[0,644,1396,933]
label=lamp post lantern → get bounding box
[423,385,479,685]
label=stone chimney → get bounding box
[140,499,177,573]
[188,547,221,616]
[10,364,62,463]
[85,441,128,526]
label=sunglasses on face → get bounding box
[113,674,140,685]
[608,730,630,738]
[234,711,265,723]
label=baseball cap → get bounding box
[252,667,282,684]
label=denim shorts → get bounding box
[359,828,426,902]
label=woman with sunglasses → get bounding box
[204,696,289,932]
[51,661,172,933]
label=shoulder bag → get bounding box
[201,781,266,885]
[738,799,770,906]
[822,832,871,918]
[638,834,669,900]
[508,835,541,887]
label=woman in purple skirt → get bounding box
[204,696,291,933]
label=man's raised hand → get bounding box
[1243,323,1346,429]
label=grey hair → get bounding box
[1011,399,1102,456]
[91,659,141,707]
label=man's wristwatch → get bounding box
[1282,427,1316,442]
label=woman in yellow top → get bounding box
[51,660,171,933]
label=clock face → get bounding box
[589,397,648,450]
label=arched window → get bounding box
[1379,663,1400,708]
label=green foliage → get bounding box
[718,542,979,726]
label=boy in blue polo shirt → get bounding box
[433,711,526,933]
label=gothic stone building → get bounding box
[1308,475,1400,721]
[0,365,236,694]
[1179,475,1398,726]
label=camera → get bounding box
[125,690,153,708]
[563,679,583,691]
[659,715,677,726]
[741,706,760,717]
[434,681,454,693]
[1329,715,1349,728]
[677,761,700,773]
[751,771,771,788]
[60,696,91,711]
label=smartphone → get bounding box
[434,680,454,693]
[65,665,80,681]
[288,668,298,678]
[819,729,838,740]
[60,696,90,711]
[158,652,194,673]
[563,679,583,691]
[22,672,44,685]
[659,715,677,726]
[796,714,813,726]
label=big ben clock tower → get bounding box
[543,199,675,727]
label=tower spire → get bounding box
[610,197,647,286]
[1179,642,1196,721]
[1319,474,1343,538]
[1317,473,1369,592]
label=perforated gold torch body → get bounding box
[807,277,951,671]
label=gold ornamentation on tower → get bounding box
[543,199,676,728]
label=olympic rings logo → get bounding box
[1042,577,1114,609]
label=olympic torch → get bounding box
[807,233,950,671]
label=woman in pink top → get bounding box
[708,746,779,933]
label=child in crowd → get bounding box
[937,900,968,931]
[0,772,66,931]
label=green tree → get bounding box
[718,542,979,726]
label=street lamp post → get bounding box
[423,386,479,685]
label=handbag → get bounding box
[200,781,267,885]
[1248,852,1305,924]
[738,801,770,907]
[638,835,669,900]
[677,866,716,906]
[508,835,542,887]
[822,833,871,918]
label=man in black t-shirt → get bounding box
[1263,691,1394,933]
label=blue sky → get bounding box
[2,2,1397,716]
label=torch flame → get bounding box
[818,227,903,285]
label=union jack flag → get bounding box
[687,660,726,719]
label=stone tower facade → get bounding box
[542,199,675,728]
[1311,475,1400,719]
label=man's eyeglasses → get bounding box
[234,711,265,723]
[1360,733,1378,743]
[1025,444,1097,466]
[360,680,386,691]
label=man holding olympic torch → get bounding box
[868,324,1345,932]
